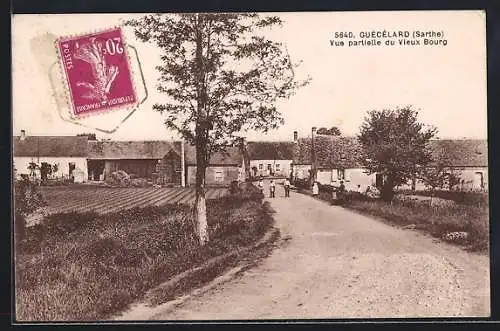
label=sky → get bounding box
[12,11,487,141]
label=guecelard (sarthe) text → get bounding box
[330,30,447,47]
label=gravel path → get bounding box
[149,180,490,319]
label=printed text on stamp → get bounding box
[57,27,137,117]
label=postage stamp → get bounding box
[56,27,137,117]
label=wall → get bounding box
[13,156,88,183]
[291,164,312,180]
[186,165,242,186]
[250,159,292,177]
[316,168,376,191]
[399,167,489,192]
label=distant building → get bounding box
[184,145,246,186]
[87,140,183,184]
[13,132,89,183]
[291,133,376,192]
[13,131,246,187]
[247,141,295,178]
[404,139,488,192]
[291,129,488,192]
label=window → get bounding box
[376,174,383,189]
[258,164,263,170]
[337,169,345,180]
[275,163,280,170]
[214,169,224,182]
[475,172,484,189]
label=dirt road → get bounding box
[151,180,490,319]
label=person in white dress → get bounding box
[312,181,319,197]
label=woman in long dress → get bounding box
[312,181,319,197]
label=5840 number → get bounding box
[334,32,355,39]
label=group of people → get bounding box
[257,178,378,201]
[257,178,292,198]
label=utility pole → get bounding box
[311,126,317,185]
[180,139,185,187]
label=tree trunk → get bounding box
[194,156,208,245]
[193,14,209,246]
[381,174,395,202]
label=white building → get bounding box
[291,128,488,193]
[401,139,488,192]
[291,131,375,191]
[13,131,89,183]
[247,140,295,178]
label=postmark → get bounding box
[56,27,137,118]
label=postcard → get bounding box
[12,11,489,321]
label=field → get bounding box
[40,186,228,215]
[16,184,273,321]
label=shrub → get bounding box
[229,180,242,195]
[293,178,310,190]
[41,178,73,186]
[398,189,488,206]
[44,212,100,236]
[105,170,131,186]
[14,178,47,244]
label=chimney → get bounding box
[293,131,298,142]
[20,129,26,141]
[311,127,317,183]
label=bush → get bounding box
[105,170,131,186]
[293,178,310,190]
[229,180,242,195]
[14,178,47,244]
[399,189,488,206]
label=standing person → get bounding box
[356,184,363,200]
[357,184,363,194]
[312,181,319,197]
[258,178,264,193]
[336,180,345,204]
[284,178,291,197]
[269,179,276,198]
[331,181,338,205]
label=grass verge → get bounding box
[298,188,488,253]
[345,199,488,252]
[15,185,276,321]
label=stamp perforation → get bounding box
[54,25,140,121]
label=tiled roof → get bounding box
[429,139,487,167]
[293,136,488,169]
[184,144,243,166]
[88,140,181,159]
[247,141,295,160]
[293,135,363,168]
[13,136,89,157]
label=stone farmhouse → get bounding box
[13,129,488,192]
[290,128,488,192]
[13,132,89,183]
[13,131,245,187]
[246,140,295,178]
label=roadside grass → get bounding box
[298,187,488,253]
[344,199,488,253]
[15,184,275,321]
